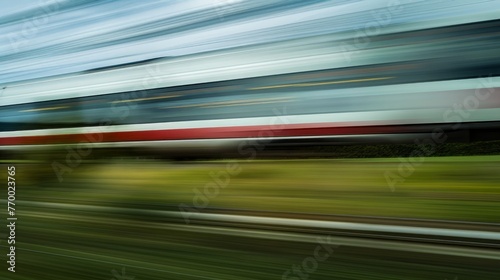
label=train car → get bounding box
[1,17,500,159]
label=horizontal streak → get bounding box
[20,106,69,112]
[11,200,500,241]
[0,134,423,150]
[166,97,291,109]
[249,77,393,90]
[186,212,500,241]
[111,94,180,104]
[8,200,500,260]
[0,122,397,145]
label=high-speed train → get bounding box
[1,17,500,158]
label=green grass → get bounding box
[2,157,500,279]
[10,155,500,222]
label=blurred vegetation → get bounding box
[283,140,500,158]
[2,155,500,279]
[10,155,500,223]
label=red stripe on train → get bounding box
[0,123,408,146]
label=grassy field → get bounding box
[11,155,500,223]
[2,156,500,279]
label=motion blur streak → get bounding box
[2,1,500,154]
[1,1,500,280]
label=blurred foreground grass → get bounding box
[2,156,500,279]
[15,155,500,222]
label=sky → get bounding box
[0,0,499,84]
